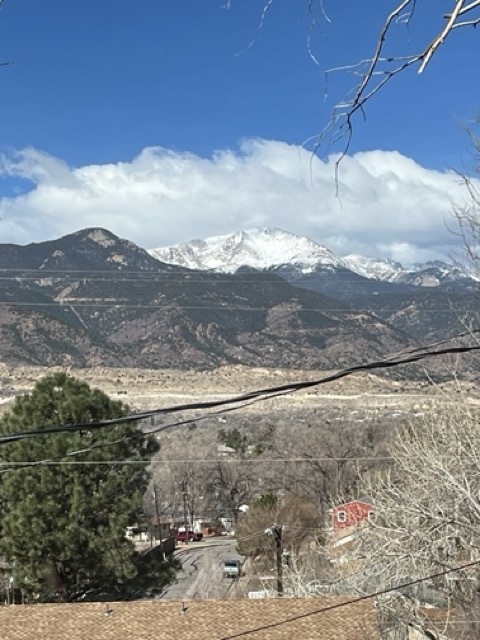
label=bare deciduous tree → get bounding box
[236,492,322,593]
[337,396,480,638]
[277,395,480,636]
[275,421,388,518]
[209,461,256,524]
[453,122,480,280]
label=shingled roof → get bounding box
[0,597,380,640]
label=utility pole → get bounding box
[266,524,284,597]
[182,480,189,546]
[153,482,161,543]
[273,524,284,597]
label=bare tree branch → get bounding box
[225,1,480,172]
[318,0,480,177]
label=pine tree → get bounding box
[217,427,248,455]
[0,373,163,602]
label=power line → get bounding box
[0,330,477,478]
[0,266,471,280]
[1,275,421,283]
[0,269,267,276]
[235,530,271,543]
[0,385,394,473]
[0,274,284,280]
[0,389,269,448]
[0,330,479,447]
[0,398,268,473]
[0,457,396,466]
[219,558,480,639]
[0,301,477,311]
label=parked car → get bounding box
[175,530,203,542]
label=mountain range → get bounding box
[0,227,477,377]
[148,227,475,296]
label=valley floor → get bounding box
[1,364,478,415]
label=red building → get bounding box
[332,500,374,532]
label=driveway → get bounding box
[158,537,243,600]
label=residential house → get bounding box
[149,516,172,541]
[0,597,381,639]
[126,525,150,544]
[331,500,375,546]
[217,444,236,457]
[126,518,172,553]
[191,517,219,536]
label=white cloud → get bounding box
[0,140,474,264]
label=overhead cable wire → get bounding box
[0,383,394,473]
[0,301,477,311]
[0,265,472,277]
[0,396,269,473]
[0,457,397,467]
[219,558,480,639]
[0,330,479,447]
[0,273,415,282]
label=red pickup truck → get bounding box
[175,530,203,542]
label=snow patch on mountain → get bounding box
[149,228,346,274]
[342,254,406,281]
[342,254,473,285]
[148,227,472,286]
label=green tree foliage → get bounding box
[0,373,166,602]
[217,424,275,457]
[218,427,248,455]
[253,423,275,456]
[254,493,278,509]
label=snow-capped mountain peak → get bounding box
[342,254,406,281]
[149,227,346,274]
[343,254,472,284]
[148,227,473,292]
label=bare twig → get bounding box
[234,0,276,57]
[318,0,480,181]
[224,1,479,176]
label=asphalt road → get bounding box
[158,538,243,600]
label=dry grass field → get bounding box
[0,363,478,413]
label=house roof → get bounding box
[0,597,380,640]
[332,500,374,511]
[217,444,236,454]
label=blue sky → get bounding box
[0,1,479,262]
